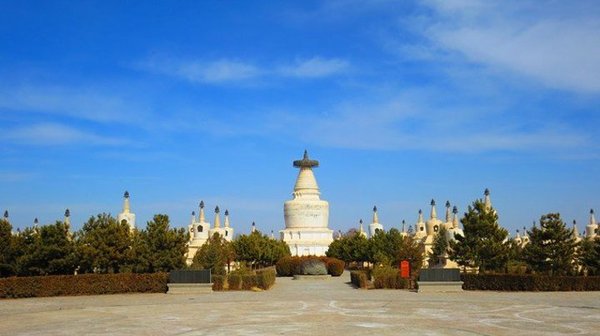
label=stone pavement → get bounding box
[1,273,599,335]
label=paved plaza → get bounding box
[1,273,599,335]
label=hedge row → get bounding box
[462,274,600,291]
[275,256,344,277]
[0,273,169,299]
[350,271,369,289]
[212,268,276,291]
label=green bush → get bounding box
[256,269,276,290]
[350,270,369,289]
[0,273,168,299]
[462,274,600,291]
[372,265,410,289]
[212,275,225,291]
[242,274,256,290]
[227,273,242,290]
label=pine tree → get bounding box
[0,219,15,276]
[579,237,600,275]
[428,226,449,267]
[191,232,234,275]
[522,213,578,275]
[449,199,509,272]
[134,214,189,273]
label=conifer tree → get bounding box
[522,213,578,275]
[134,214,189,273]
[0,219,15,276]
[428,226,449,267]
[449,199,509,272]
[579,237,600,275]
[191,232,234,275]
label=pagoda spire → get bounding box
[484,188,492,211]
[445,201,451,222]
[199,201,206,223]
[190,211,196,224]
[418,209,424,223]
[572,220,579,238]
[214,206,221,228]
[64,208,71,229]
[224,209,230,228]
[372,206,379,223]
[291,150,321,198]
[251,221,256,233]
[122,191,130,213]
[3,210,8,223]
[359,219,365,233]
[590,209,596,225]
[430,199,437,219]
[401,219,406,233]
[452,206,459,228]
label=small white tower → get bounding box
[117,191,136,232]
[572,220,581,242]
[358,219,367,238]
[414,209,427,239]
[369,206,384,237]
[585,209,598,239]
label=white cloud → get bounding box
[139,56,350,83]
[278,57,349,78]
[0,86,137,123]
[2,123,129,146]
[421,0,600,93]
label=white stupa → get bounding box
[117,191,136,232]
[281,150,333,256]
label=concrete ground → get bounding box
[1,273,599,335]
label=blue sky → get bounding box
[1,0,599,236]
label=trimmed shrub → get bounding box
[300,259,327,275]
[256,269,276,290]
[242,275,256,290]
[321,257,345,277]
[350,270,369,289]
[0,273,168,299]
[212,275,225,291]
[462,274,600,291]
[276,256,301,276]
[227,273,242,290]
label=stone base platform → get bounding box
[167,283,213,294]
[293,274,331,280]
[417,281,464,293]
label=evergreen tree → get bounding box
[232,231,290,268]
[369,228,404,265]
[326,232,370,265]
[449,199,509,272]
[0,219,15,276]
[191,232,234,275]
[134,214,189,273]
[76,213,132,273]
[579,237,600,275]
[522,213,578,275]
[428,226,449,267]
[396,235,425,276]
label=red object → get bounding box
[400,260,410,278]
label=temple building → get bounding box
[117,191,136,231]
[281,150,333,256]
[185,201,234,265]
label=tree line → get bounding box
[0,213,189,277]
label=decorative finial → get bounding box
[516,229,519,233]
[359,219,363,224]
[215,206,220,214]
[124,191,130,198]
[3,210,8,218]
[192,211,196,216]
[484,188,490,196]
[34,217,39,224]
[252,221,255,226]
[452,206,458,214]
[445,201,451,208]
[293,150,319,168]
[65,209,70,217]
[402,219,405,224]
[200,201,204,209]
[373,206,377,212]
[225,209,229,216]
[418,209,422,214]
[591,209,595,215]
[430,199,436,206]
[573,219,576,225]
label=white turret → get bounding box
[572,220,581,242]
[213,206,221,229]
[445,205,463,241]
[358,219,367,238]
[414,209,426,239]
[64,209,71,229]
[586,209,598,238]
[484,188,492,211]
[426,199,443,237]
[400,219,408,237]
[444,201,452,227]
[251,221,257,233]
[369,206,384,237]
[208,206,233,241]
[117,191,136,232]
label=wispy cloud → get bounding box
[420,0,600,93]
[138,56,350,84]
[2,123,130,146]
[279,57,349,78]
[0,85,141,123]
